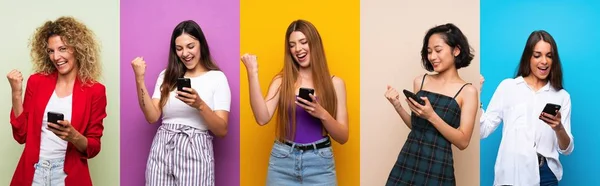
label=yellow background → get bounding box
[240,0,360,185]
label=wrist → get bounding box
[12,89,22,96]
[393,101,402,109]
[196,101,206,111]
[71,132,84,143]
[554,124,565,132]
[319,111,333,122]
[426,113,439,123]
[135,75,145,83]
[247,69,258,76]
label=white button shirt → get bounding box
[480,76,574,186]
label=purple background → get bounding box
[120,0,240,185]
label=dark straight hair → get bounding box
[515,30,563,90]
[159,20,221,109]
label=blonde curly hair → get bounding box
[30,16,101,84]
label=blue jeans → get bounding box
[266,137,337,186]
[540,157,558,186]
[32,158,66,186]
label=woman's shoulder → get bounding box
[29,72,54,80]
[555,88,570,99]
[85,81,106,94]
[206,70,227,78]
[331,75,345,85]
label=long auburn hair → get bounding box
[271,19,337,141]
[159,20,221,109]
[515,30,564,90]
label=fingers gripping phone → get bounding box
[542,103,561,116]
[403,89,425,106]
[177,78,191,97]
[299,88,315,105]
[47,111,64,129]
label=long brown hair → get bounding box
[272,19,338,141]
[159,20,221,109]
[515,30,564,90]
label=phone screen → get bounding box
[403,89,425,105]
[299,88,314,103]
[177,78,191,94]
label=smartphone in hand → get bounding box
[403,89,425,105]
[177,78,191,97]
[542,103,561,116]
[47,111,64,129]
[299,87,315,105]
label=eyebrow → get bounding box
[289,38,307,42]
[176,42,195,47]
[533,51,549,54]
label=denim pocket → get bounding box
[317,147,334,159]
[270,142,291,158]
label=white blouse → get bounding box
[480,76,574,186]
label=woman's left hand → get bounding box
[176,87,205,110]
[296,94,329,120]
[47,120,82,142]
[540,110,564,131]
[406,96,436,120]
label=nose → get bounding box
[51,51,59,62]
[294,44,301,52]
[429,53,437,61]
[182,48,191,57]
[540,56,548,64]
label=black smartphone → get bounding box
[177,78,191,95]
[403,89,425,105]
[542,103,561,116]
[299,87,315,104]
[47,111,64,129]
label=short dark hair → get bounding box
[515,30,564,90]
[421,23,474,72]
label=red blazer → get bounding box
[9,72,107,186]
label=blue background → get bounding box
[481,0,600,185]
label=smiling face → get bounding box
[289,31,311,68]
[175,33,201,70]
[47,35,78,75]
[528,40,553,81]
[427,33,460,72]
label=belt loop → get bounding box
[312,143,317,151]
[290,142,296,153]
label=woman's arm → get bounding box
[196,73,231,137]
[241,54,280,125]
[8,71,34,144]
[52,84,107,157]
[300,77,349,144]
[424,85,478,150]
[479,80,507,139]
[540,94,574,155]
[132,57,162,123]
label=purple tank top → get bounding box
[289,96,326,143]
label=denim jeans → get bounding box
[266,137,337,186]
[32,158,66,186]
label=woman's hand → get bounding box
[406,96,436,120]
[240,53,258,74]
[540,110,564,131]
[7,69,23,93]
[131,57,147,80]
[48,120,82,142]
[296,94,330,120]
[384,85,402,108]
[176,87,206,110]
